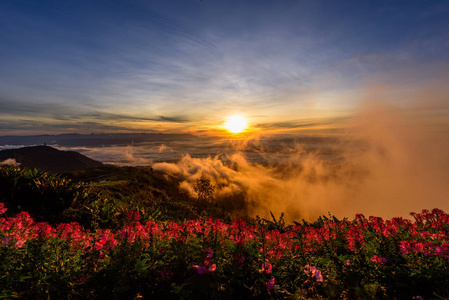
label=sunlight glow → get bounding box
[224,115,247,133]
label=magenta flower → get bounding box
[205,248,213,259]
[267,276,275,291]
[192,265,207,274]
[192,248,216,275]
[192,262,216,275]
[1,236,12,245]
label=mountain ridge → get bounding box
[0,145,103,173]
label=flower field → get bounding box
[1,203,448,299]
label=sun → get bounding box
[224,115,247,133]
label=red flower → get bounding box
[371,255,387,264]
[0,203,7,215]
[261,262,272,274]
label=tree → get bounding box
[193,178,214,203]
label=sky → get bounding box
[1,0,449,135]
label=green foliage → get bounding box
[1,164,248,233]
[0,166,92,223]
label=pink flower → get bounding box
[304,264,316,275]
[434,246,444,256]
[267,276,275,291]
[14,237,27,248]
[304,265,323,282]
[314,269,323,282]
[261,262,272,274]
[345,259,350,267]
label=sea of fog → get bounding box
[73,135,345,166]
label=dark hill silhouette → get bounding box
[0,145,103,173]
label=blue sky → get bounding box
[1,0,448,134]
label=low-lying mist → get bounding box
[152,103,449,222]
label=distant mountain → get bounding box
[0,132,196,148]
[0,145,103,173]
